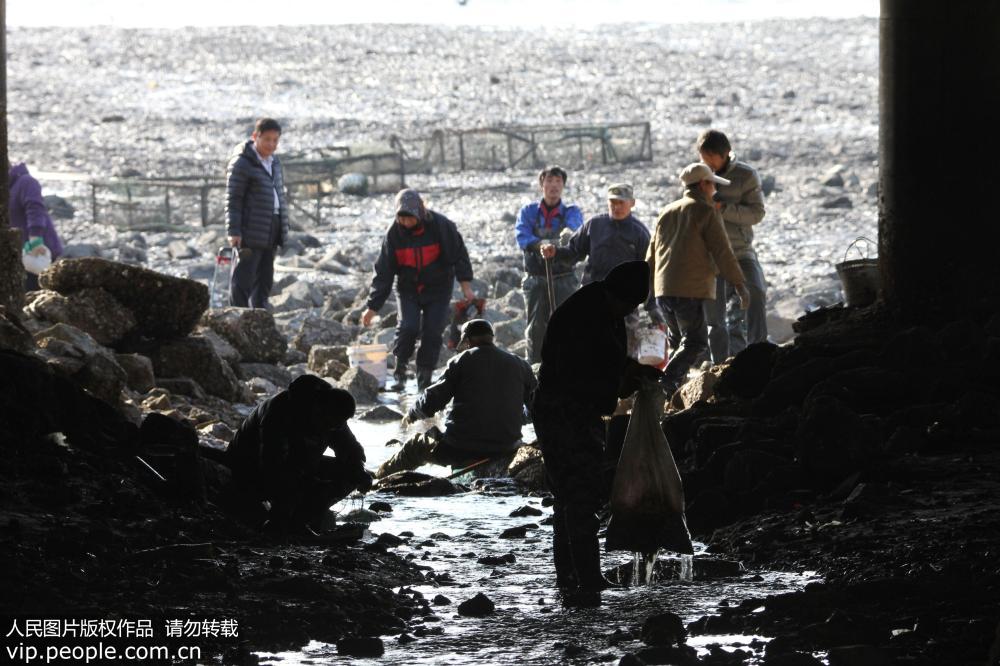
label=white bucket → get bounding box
[637,328,667,367]
[348,343,389,385]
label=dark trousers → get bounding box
[393,292,451,371]
[658,295,709,390]
[230,216,280,309]
[533,397,606,590]
[230,246,276,309]
[522,273,579,364]
[233,456,358,530]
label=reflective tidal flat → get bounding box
[258,419,821,665]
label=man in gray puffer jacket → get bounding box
[225,117,289,308]
[696,129,768,363]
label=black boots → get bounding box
[391,359,407,391]
[417,367,434,391]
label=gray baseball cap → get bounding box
[607,183,635,201]
[395,188,424,217]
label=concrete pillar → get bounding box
[879,1,1000,321]
[1,228,23,312]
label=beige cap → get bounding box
[679,163,731,187]
[607,183,634,201]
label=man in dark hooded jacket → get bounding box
[532,260,661,606]
[361,188,475,391]
[226,374,372,533]
[225,117,289,309]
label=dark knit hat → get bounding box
[289,374,356,422]
[460,318,494,341]
[601,260,650,307]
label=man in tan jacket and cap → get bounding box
[647,163,749,395]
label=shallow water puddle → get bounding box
[257,412,821,664]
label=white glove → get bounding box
[401,408,426,429]
[735,284,751,311]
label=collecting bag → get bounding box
[605,382,694,554]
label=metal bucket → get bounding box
[835,237,880,307]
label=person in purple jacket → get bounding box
[8,162,64,291]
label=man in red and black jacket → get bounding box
[362,189,475,391]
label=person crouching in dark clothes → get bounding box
[226,374,373,534]
[376,318,537,478]
[532,260,662,607]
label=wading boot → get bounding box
[416,367,434,391]
[391,368,407,391]
[560,586,601,608]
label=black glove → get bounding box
[619,359,663,397]
[354,467,374,493]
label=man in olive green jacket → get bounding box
[647,163,749,395]
[697,129,768,363]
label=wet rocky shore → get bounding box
[4,16,998,666]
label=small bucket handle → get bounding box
[843,236,877,263]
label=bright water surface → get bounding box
[254,385,822,665]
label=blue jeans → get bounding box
[706,255,768,364]
[657,295,709,389]
[393,292,452,372]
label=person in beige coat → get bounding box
[647,163,749,395]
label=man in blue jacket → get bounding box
[362,189,475,391]
[515,166,584,364]
[225,117,289,309]
[8,162,63,291]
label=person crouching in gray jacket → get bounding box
[696,129,768,363]
[225,117,289,309]
[375,319,537,479]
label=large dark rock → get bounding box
[795,396,880,488]
[336,637,384,658]
[290,315,355,354]
[25,288,136,346]
[634,644,699,665]
[34,323,127,406]
[715,342,779,400]
[0,349,137,452]
[237,362,293,389]
[0,306,34,353]
[200,307,287,364]
[115,353,156,393]
[1,228,24,312]
[754,356,835,416]
[151,335,248,402]
[457,592,495,617]
[723,449,794,497]
[308,344,349,378]
[803,366,912,415]
[641,611,687,646]
[685,486,733,534]
[339,366,381,404]
[39,257,208,340]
